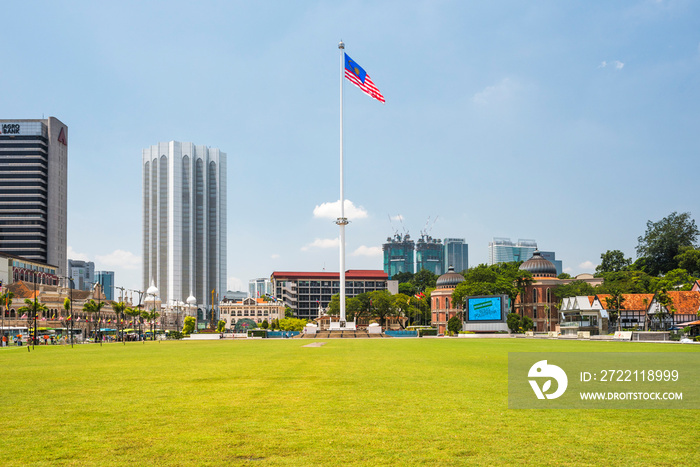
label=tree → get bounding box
[654,289,676,331]
[369,290,394,327]
[1,290,13,329]
[284,307,293,318]
[260,319,269,329]
[83,299,106,341]
[557,273,572,279]
[413,269,438,291]
[392,271,414,284]
[553,281,596,300]
[595,250,632,275]
[216,320,226,333]
[398,282,416,296]
[604,290,626,331]
[675,247,700,276]
[447,315,462,335]
[112,301,126,342]
[653,268,696,292]
[506,313,522,333]
[452,263,532,313]
[182,315,196,334]
[277,317,307,332]
[392,293,419,328]
[19,298,48,345]
[636,211,699,276]
[124,307,143,337]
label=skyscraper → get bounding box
[68,259,95,291]
[142,142,226,321]
[0,117,67,276]
[96,270,115,301]
[415,234,444,276]
[488,238,537,265]
[382,233,415,278]
[444,238,469,273]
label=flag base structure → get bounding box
[329,320,356,331]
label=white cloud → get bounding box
[270,254,280,259]
[472,78,517,105]
[301,238,339,251]
[313,200,368,220]
[67,245,90,261]
[352,245,382,257]
[598,60,624,70]
[95,249,141,270]
[563,267,573,273]
[390,214,403,222]
[227,277,244,292]
[578,261,596,271]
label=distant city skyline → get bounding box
[4,2,699,292]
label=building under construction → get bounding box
[415,235,445,276]
[382,233,415,279]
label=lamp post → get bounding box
[63,276,75,348]
[32,270,38,350]
[146,282,159,341]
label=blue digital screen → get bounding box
[468,297,502,321]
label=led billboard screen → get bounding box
[467,296,503,321]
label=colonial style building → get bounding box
[219,297,285,328]
[431,266,465,334]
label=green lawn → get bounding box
[1,339,698,466]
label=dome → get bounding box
[436,266,465,289]
[146,279,159,296]
[519,250,557,278]
[186,295,197,305]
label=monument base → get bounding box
[329,320,356,331]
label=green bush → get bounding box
[418,328,437,337]
[168,331,184,340]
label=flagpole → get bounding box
[337,40,348,325]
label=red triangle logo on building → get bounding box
[58,127,67,146]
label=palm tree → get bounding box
[83,299,105,342]
[18,298,48,346]
[1,290,14,347]
[112,301,126,344]
[124,307,140,341]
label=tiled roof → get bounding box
[595,294,654,311]
[664,291,700,314]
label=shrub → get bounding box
[447,316,462,334]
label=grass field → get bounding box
[1,338,698,466]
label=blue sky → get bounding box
[3,0,699,293]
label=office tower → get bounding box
[96,270,115,301]
[0,117,67,276]
[488,238,537,265]
[68,259,95,291]
[444,238,469,273]
[142,141,226,319]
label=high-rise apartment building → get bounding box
[142,141,226,321]
[444,238,469,273]
[382,233,415,279]
[0,118,67,276]
[539,251,563,276]
[249,278,272,298]
[488,238,537,265]
[68,259,95,291]
[415,235,444,276]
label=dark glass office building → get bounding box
[0,118,67,276]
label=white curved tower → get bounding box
[142,141,227,318]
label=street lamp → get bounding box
[146,281,159,341]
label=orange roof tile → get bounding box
[665,291,700,314]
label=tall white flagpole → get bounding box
[337,40,348,325]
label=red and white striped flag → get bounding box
[344,53,385,103]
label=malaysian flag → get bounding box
[344,53,385,103]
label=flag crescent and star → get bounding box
[344,53,385,103]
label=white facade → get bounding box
[488,238,537,265]
[142,142,227,314]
